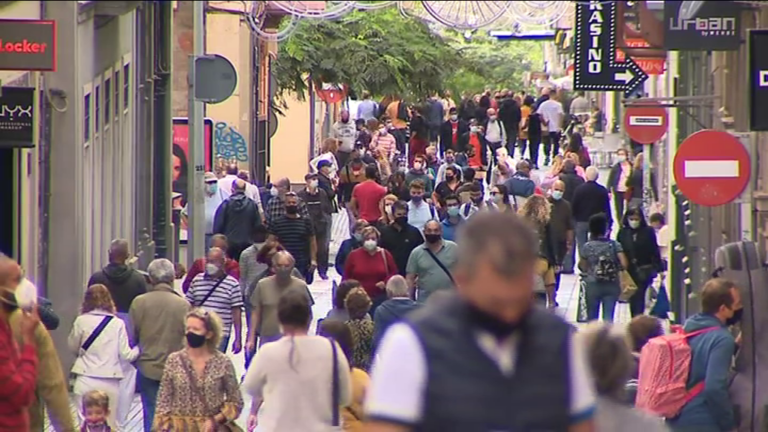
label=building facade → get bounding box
[0,1,172,365]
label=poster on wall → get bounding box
[172,117,214,207]
[172,117,213,243]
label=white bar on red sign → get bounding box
[629,116,664,126]
[684,160,739,178]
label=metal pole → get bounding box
[153,1,173,259]
[736,132,755,241]
[642,143,652,218]
[186,1,206,267]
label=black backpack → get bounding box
[594,240,620,282]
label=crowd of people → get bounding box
[0,85,737,432]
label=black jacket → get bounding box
[88,263,148,313]
[617,212,662,275]
[318,172,336,203]
[498,97,522,130]
[606,162,627,192]
[425,99,444,129]
[558,167,585,203]
[213,192,262,245]
[571,180,612,226]
[458,99,476,122]
[626,168,658,200]
[439,119,469,153]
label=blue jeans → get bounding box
[138,372,161,432]
[219,333,230,353]
[585,280,620,322]
[575,221,590,257]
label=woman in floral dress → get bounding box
[154,308,244,431]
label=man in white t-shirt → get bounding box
[333,110,357,168]
[537,94,565,166]
[364,211,596,431]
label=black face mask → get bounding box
[285,205,299,215]
[425,234,442,244]
[186,332,207,348]
[445,175,455,181]
[464,302,525,340]
[394,216,408,226]
[726,308,744,326]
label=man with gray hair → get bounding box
[571,165,612,255]
[372,275,419,351]
[129,258,188,432]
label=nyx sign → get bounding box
[664,1,741,51]
[749,30,768,131]
[0,87,35,148]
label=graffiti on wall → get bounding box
[213,121,248,166]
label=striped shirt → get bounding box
[268,216,315,268]
[185,273,243,336]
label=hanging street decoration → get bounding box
[573,0,648,97]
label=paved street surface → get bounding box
[46,138,630,430]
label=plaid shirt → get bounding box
[265,195,310,228]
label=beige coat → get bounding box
[129,283,189,381]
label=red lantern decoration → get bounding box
[316,83,347,104]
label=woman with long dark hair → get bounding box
[244,290,352,431]
[172,144,189,206]
[617,207,662,317]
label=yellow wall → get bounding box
[205,8,252,170]
[0,1,41,277]
[271,93,312,183]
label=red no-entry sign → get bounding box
[673,130,750,207]
[624,104,668,144]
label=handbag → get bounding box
[619,270,638,302]
[576,278,589,323]
[330,338,341,429]
[634,263,656,285]
[181,358,243,432]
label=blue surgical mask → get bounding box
[551,190,563,200]
[205,183,217,195]
[629,220,641,229]
[447,206,460,217]
[353,233,363,242]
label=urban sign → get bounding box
[0,87,35,148]
[624,104,668,144]
[673,130,750,207]
[664,1,741,51]
[573,1,648,97]
[0,20,56,71]
[749,29,768,131]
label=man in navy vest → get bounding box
[363,211,597,432]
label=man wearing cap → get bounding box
[298,173,334,280]
[182,172,223,249]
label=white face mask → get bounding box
[470,126,479,133]
[413,163,422,170]
[617,155,627,163]
[363,240,377,251]
[14,278,38,310]
[205,263,220,276]
[628,220,641,229]
[450,115,458,121]
[270,187,279,197]
[309,179,319,189]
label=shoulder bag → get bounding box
[614,241,638,302]
[424,247,455,284]
[330,337,341,428]
[81,315,114,352]
[197,276,227,307]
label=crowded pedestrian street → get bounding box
[2,1,767,432]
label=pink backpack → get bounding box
[635,327,719,418]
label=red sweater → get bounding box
[343,248,398,298]
[0,319,38,431]
[182,258,240,293]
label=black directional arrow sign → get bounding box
[573,0,648,97]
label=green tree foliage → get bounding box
[272,8,546,103]
[273,8,462,101]
[440,30,545,98]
